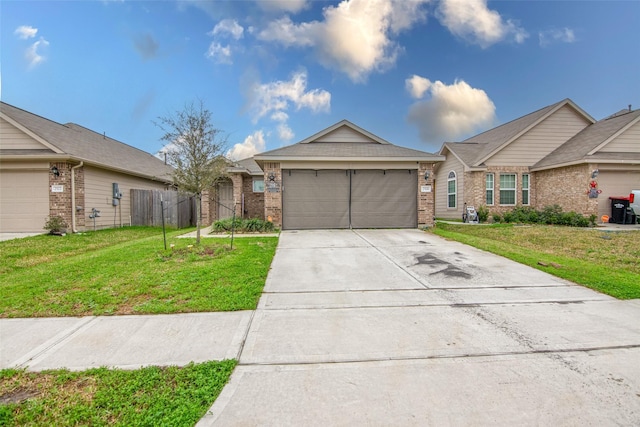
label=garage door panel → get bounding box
[283,170,350,229]
[597,171,640,218]
[351,170,417,228]
[0,170,49,232]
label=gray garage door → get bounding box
[282,169,417,229]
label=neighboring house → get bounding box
[201,157,265,225]
[0,102,174,233]
[435,99,640,221]
[252,120,444,230]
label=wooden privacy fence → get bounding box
[130,189,196,228]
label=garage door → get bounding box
[597,170,640,218]
[282,169,417,229]
[282,170,350,229]
[0,170,49,232]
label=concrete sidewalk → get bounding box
[2,229,639,425]
[1,312,251,371]
[198,229,640,426]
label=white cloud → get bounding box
[15,25,38,39]
[26,38,49,69]
[258,0,429,82]
[405,75,432,99]
[256,0,309,13]
[437,0,528,48]
[248,70,331,123]
[277,123,294,141]
[206,42,232,64]
[539,28,576,47]
[226,130,266,160]
[210,19,244,40]
[156,142,178,160]
[270,111,289,122]
[407,77,496,144]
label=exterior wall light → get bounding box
[51,166,60,177]
[424,171,430,181]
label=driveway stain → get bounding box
[414,253,472,279]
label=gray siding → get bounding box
[314,127,375,143]
[487,105,591,166]
[599,121,640,153]
[434,154,464,219]
[0,118,47,150]
[83,166,167,230]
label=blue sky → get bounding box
[2,0,639,158]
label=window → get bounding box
[499,173,516,205]
[447,171,457,208]
[522,173,530,205]
[485,173,494,205]
[253,179,264,193]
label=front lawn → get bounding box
[431,223,640,299]
[0,361,235,426]
[0,227,278,318]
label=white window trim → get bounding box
[253,178,265,193]
[499,173,517,206]
[522,173,530,206]
[447,171,457,209]
[486,173,494,206]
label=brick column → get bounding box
[417,162,435,227]
[201,189,212,226]
[231,174,243,217]
[48,162,72,229]
[263,162,282,227]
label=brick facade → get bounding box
[456,164,598,220]
[535,164,597,216]
[242,177,265,218]
[262,162,282,227]
[417,162,436,227]
[48,162,85,230]
[228,175,241,218]
[464,166,532,217]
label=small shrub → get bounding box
[492,213,503,223]
[211,218,275,233]
[43,215,68,234]
[494,205,593,228]
[477,205,489,223]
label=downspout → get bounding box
[71,161,84,233]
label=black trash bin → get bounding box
[609,197,632,224]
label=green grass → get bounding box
[0,361,236,426]
[431,223,640,299]
[0,228,278,318]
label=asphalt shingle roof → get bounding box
[255,121,443,161]
[533,109,640,170]
[1,102,173,182]
[234,157,263,175]
[444,99,595,168]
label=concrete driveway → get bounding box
[199,229,640,426]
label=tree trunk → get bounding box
[196,193,201,245]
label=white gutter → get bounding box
[71,161,84,233]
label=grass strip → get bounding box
[431,224,640,299]
[0,231,278,317]
[0,360,236,426]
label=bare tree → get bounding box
[155,100,228,244]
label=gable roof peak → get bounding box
[298,119,391,145]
